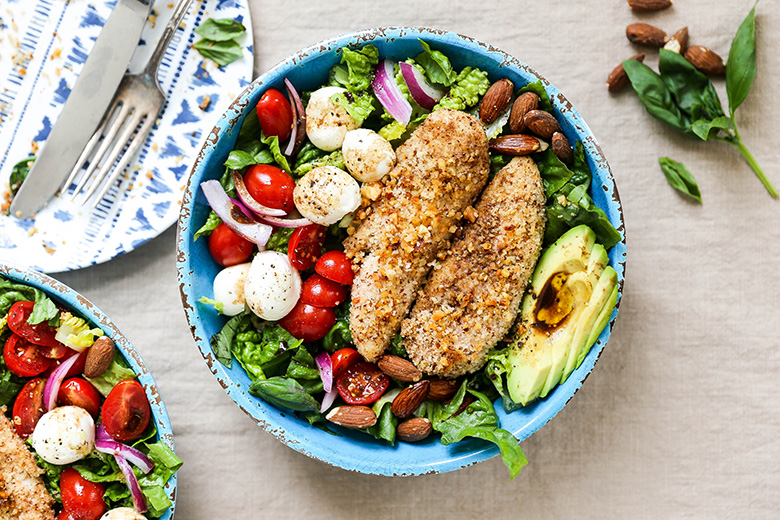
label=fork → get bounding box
[63,0,194,208]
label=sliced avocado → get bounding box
[506,331,553,406]
[582,283,619,364]
[530,225,596,295]
[585,243,609,286]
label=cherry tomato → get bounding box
[3,334,52,377]
[208,222,254,267]
[56,511,80,520]
[278,301,336,342]
[300,274,348,308]
[331,348,362,380]
[336,362,389,405]
[58,378,102,419]
[44,348,86,379]
[288,224,326,271]
[315,250,354,285]
[255,88,293,142]
[244,164,296,213]
[7,301,61,348]
[12,377,46,438]
[101,379,151,442]
[60,467,107,520]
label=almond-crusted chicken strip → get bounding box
[344,109,490,362]
[0,407,55,520]
[402,156,547,378]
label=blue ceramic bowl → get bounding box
[0,262,178,516]
[176,27,626,476]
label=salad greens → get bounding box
[193,18,246,67]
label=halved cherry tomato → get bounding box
[44,348,86,379]
[38,344,69,359]
[12,377,46,438]
[7,301,61,348]
[101,379,151,442]
[315,250,354,285]
[244,164,296,213]
[58,378,102,419]
[255,88,294,142]
[208,222,254,267]
[288,224,326,271]
[278,301,336,342]
[60,467,107,520]
[300,274,348,308]
[3,334,52,377]
[331,348,362,380]
[336,361,389,405]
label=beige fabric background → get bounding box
[55,0,780,518]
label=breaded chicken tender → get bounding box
[402,156,547,377]
[0,407,55,520]
[344,109,490,362]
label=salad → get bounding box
[194,40,620,478]
[0,275,181,519]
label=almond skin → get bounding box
[523,110,561,140]
[552,132,573,165]
[84,336,115,379]
[391,380,430,418]
[663,27,689,54]
[606,53,646,93]
[489,134,544,156]
[427,378,459,401]
[326,406,377,429]
[626,23,669,48]
[627,0,672,12]
[684,45,725,75]
[509,92,539,133]
[397,417,433,442]
[377,355,422,383]
[479,78,514,124]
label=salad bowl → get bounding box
[176,27,626,476]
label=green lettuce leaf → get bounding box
[331,90,377,125]
[544,183,621,249]
[260,131,291,172]
[55,312,103,349]
[518,80,554,112]
[338,44,379,91]
[416,40,457,86]
[9,156,34,199]
[198,296,225,314]
[85,356,137,397]
[293,149,345,177]
[434,67,490,111]
[266,227,294,253]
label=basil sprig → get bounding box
[193,18,246,67]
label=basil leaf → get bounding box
[691,116,733,141]
[658,157,702,204]
[210,313,247,367]
[570,141,591,189]
[544,184,621,249]
[623,59,690,135]
[534,147,574,198]
[518,80,554,113]
[194,18,246,42]
[322,317,352,353]
[249,376,321,412]
[193,39,243,67]
[658,49,725,122]
[10,156,34,198]
[365,401,398,445]
[726,2,757,114]
[416,40,457,87]
[224,149,274,170]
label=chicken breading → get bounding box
[344,109,490,362]
[402,156,547,378]
[0,407,55,520]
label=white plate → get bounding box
[0,0,253,272]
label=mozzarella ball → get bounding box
[305,86,360,151]
[100,508,148,520]
[32,406,95,465]
[244,251,301,321]
[293,166,361,226]
[341,129,396,182]
[213,262,251,316]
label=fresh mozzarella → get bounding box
[305,86,360,151]
[293,166,361,226]
[244,251,301,321]
[341,128,396,183]
[212,262,251,316]
[100,508,148,520]
[31,406,95,465]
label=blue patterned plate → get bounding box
[0,0,253,273]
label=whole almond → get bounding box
[489,134,546,156]
[326,405,377,429]
[84,336,115,378]
[523,110,561,140]
[509,92,539,133]
[684,45,725,75]
[391,380,430,418]
[397,417,433,442]
[479,78,514,125]
[377,355,422,383]
[552,132,573,165]
[606,53,646,93]
[627,0,672,12]
[663,26,689,54]
[626,23,669,48]
[427,378,459,401]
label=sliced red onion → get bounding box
[201,180,273,246]
[256,214,312,228]
[320,389,337,413]
[283,78,306,157]
[232,171,287,217]
[95,424,155,474]
[314,351,333,393]
[399,62,445,110]
[372,60,412,126]
[115,453,147,513]
[43,352,84,411]
[229,196,255,221]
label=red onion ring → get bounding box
[399,62,445,110]
[232,171,287,217]
[42,351,84,411]
[115,453,148,513]
[200,180,273,246]
[314,351,333,393]
[283,78,306,157]
[95,424,155,474]
[372,60,412,126]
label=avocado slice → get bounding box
[582,283,619,364]
[506,331,553,407]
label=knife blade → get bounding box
[10,0,153,218]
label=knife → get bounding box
[10,0,153,218]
